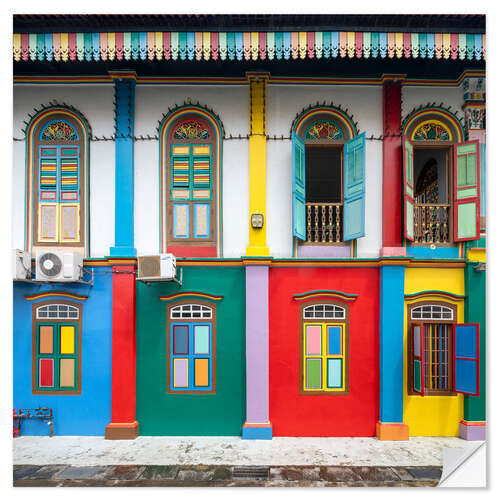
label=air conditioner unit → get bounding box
[138,254,177,280]
[36,250,83,282]
[12,249,32,280]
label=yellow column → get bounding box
[246,72,270,257]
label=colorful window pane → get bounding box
[168,304,215,393]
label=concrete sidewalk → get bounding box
[13,436,478,466]
[13,436,482,487]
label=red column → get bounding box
[105,263,138,439]
[381,78,405,254]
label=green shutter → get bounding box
[454,141,480,241]
[403,138,415,241]
[412,324,425,396]
[292,132,306,241]
[343,133,366,241]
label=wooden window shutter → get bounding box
[403,137,415,241]
[453,323,480,396]
[292,132,306,241]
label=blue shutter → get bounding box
[343,133,366,241]
[453,324,480,396]
[292,132,306,241]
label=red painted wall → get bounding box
[269,267,380,437]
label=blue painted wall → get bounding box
[406,246,459,259]
[379,265,405,422]
[13,266,112,435]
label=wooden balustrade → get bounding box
[306,202,343,243]
[413,204,450,243]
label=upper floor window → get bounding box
[159,107,223,258]
[402,107,481,245]
[291,106,365,250]
[26,108,90,255]
[32,300,82,395]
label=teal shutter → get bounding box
[292,132,306,241]
[343,133,366,241]
[454,140,480,242]
[403,138,415,241]
[412,323,425,396]
[453,323,480,396]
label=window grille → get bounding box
[303,304,345,320]
[170,304,212,319]
[411,305,453,320]
[36,304,79,319]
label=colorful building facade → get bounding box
[12,14,486,441]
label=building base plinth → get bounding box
[459,421,486,441]
[105,421,139,440]
[376,422,409,441]
[242,422,273,440]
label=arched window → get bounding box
[159,107,223,258]
[32,300,82,395]
[166,300,216,394]
[299,300,349,394]
[402,106,480,245]
[26,108,90,255]
[290,106,365,255]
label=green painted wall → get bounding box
[463,256,486,422]
[136,266,246,435]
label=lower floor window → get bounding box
[167,302,216,394]
[33,301,81,394]
[300,302,349,394]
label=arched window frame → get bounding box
[402,106,480,245]
[159,106,223,257]
[166,299,217,394]
[25,107,90,256]
[299,299,350,395]
[407,300,457,396]
[290,105,365,255]
[31,299,83,395]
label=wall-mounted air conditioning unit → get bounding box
[35,250,83,282]
[12,249,32,280]
[137,254,177,280]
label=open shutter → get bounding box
[403,138,415,241]
[343,133,366,241]
[453,323,480,396]
[454,141,480,241]
[412,323,425,396]
[292,132,306,241]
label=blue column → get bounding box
[377,264,409,439]
[109,72,136,257]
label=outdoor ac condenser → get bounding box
[137,254,177,280]
[35,250,83,282]
[12,249,32,280]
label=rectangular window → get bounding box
[38,145,80,244]
[168,322,214,393]
[35,323,78,392]
[303,323,346,392]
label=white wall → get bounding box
[134,85,249,257]
[12,84,115,258]
[266,84,383,258]
[402,85,464,122]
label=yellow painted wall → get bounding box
[403,268,464,436]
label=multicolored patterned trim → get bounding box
[24,292,88,301]
[293,290,358,302]
[158,292,223,302]
[159,105,223,257]
[13,31,485,63]
[25,106,90,256]
[292,105,358,139]
[402,106,466,142]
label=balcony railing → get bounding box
[306,202,343,243]
[413,204,451,244]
